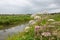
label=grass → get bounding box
[0,14,31,30]
[7,13,60,40]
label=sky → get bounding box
[0,0,60,14]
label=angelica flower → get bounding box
[41,32,51,37]
[34,16,41,20]
[48,19,55,22]
[35,26,40,31]
[25,27,30,30]
[30,14,37,18]
[29,20,36,25]
[24,27,30,32]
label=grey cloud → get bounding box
[28,0,60,13]
[53,0,60,7]
[0,0,60,14]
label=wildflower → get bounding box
[34,16,41,20]
[48,19,55,22]
[35,26,40,31]
[41,32,51,37]
[35,26,40,36]
[25,26,30,30]
[24,26,30,32]
[29,20,36,25]
[48,25,55,27]
[30,14,37,18]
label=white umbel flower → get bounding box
[34,16,41,20]
[24,26,30,32]
[41,32,51,37]
[48,25,55,27]
[48,19,55,22]
[29,20,36,25]
[25,27,30,30]
[31,14,37,18]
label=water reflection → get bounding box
[0,24,26,40]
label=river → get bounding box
[0,24,27,40]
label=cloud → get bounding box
[0,0,60,14]
[49,9,60,13]
[48,4,57,8]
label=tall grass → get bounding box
[0,14,31,30]
[7,13,60,40]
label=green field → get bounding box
[0,14,31,30]
[7,13,60,40]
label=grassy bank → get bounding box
[7,13,60,40]
[0,14,31,30]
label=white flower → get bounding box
[41,32,51,37]
[25,27,30,30]
[30,14,37,18]
[48,25,55,27]
[24,27,30,32]
[34,16,41,20]
[48,19,55,22]
[29,20,36,25]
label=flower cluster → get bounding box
[29,20,36,25]
[24,14,60,40]
[30,14,37,18]
[34,16,41,20]
[24,26,30,32]
[48,19,55,22]
[41,32,51,37]
[35,26,40,31]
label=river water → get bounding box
[0,24,27,40]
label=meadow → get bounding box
[0,14,31,30]
[7,13,60,40]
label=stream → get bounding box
[0,24,27,40]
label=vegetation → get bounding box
[7,13,60,40]
[0,14,31,30]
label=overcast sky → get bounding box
[0,0,60,14]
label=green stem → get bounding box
[40,36,42,40]
[57,37,59,40]
[49,37,50,40]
